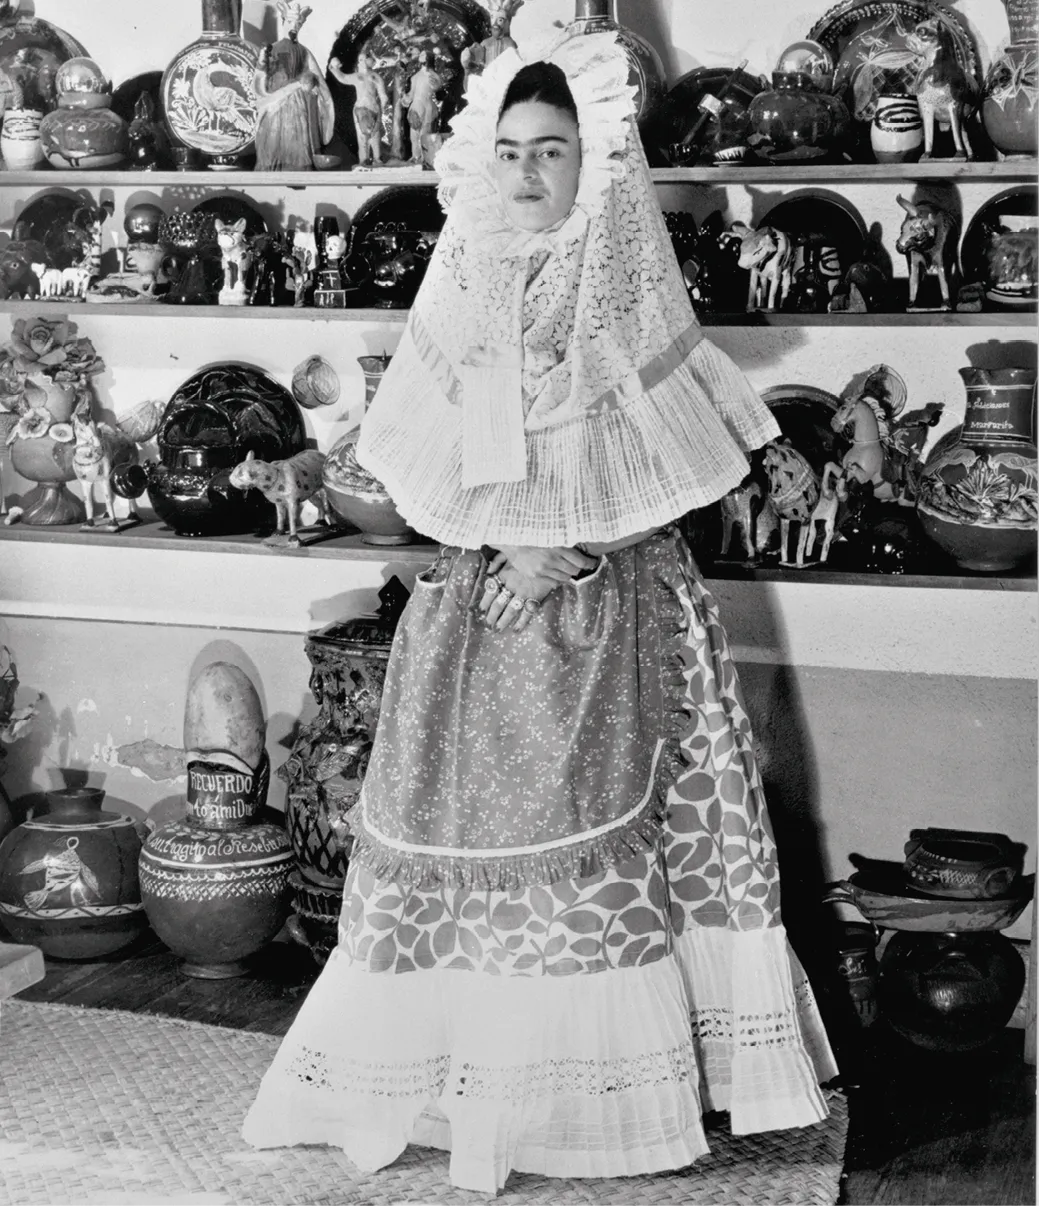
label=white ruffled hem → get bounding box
[242,929,834,1192]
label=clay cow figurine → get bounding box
[895,194,957,310]
[732,222,795,311]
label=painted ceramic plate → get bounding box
[348,184,444,251]
[644,65,766,167]
[760,193,868,298]
[960,186,1038,308]
[0,10,88,113]
[161,36,258,157]
[326,0,489,162]
[760,384,846,478]
[808,0,979,123]
[825,869,1034,932]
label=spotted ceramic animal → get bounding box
[762,440,821,566]
[732,222,795,311]
[229,448,327,538]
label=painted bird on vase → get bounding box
[21,836,100,909]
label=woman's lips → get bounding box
[513,192,544,202]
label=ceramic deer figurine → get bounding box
[732,222,795,311]
[895,194,957,310]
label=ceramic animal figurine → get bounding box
[719,477,778,560]
[31,263,63,299]
[831,364,943,504]
[907,17,975,161]
[895,194,957,310]
[762,440,821,566]
[71,412,143,528]
[802,463,846,563]
[732,222,794,311]
[229,448,327,538]
[329,51,390,167]
[215,217,254,305]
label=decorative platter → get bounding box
[348,183,445,251]
[111,69,164,126]
[760,193,867,299]
[643,64,766,167]
[807,0,979,123]
[0,8,88,113]
[759,383,847,479]
[326,0,489,163]
[823,868,1034,932]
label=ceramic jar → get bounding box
[323,430,415,544]
[39,57,128,169]
[877,931,1025,1051]
[1,107,43,169]
[986,215,1038,307]
[0,786,148,959]
[982,43,1038,159]
[746,71,850,163]
[917,366,1037,572]
[139,662,293,978]
[161,0,258,169]
[568,0,665,128]
[870,93,924,163]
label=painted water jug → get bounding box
[0,786,148,959]
[916,366,1037,572]
[568,0,665,128]
[139,662,292,978]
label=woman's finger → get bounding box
[483,589,512,628]
[495,594,526,631]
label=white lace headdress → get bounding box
[356,28,779,548]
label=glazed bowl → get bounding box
[322,431,415,545]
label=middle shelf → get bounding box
[0,300,1032,326]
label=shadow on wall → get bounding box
[736,660,829,969]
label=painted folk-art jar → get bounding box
[916,365,1037,572]
[0,786,148,959]
[281,579,410,965]
[139,662,292,979]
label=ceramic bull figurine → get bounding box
[895,194,957,310]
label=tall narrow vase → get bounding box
[917,366,1037,572]
[160,0,258,168]
[568,0,665,128]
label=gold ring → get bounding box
[523,598,540,614]
[484,574,501,595]
[506,595,524,611]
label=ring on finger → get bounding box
[522,598,540,614]
[506,596,524,612]
[483,574,502,595]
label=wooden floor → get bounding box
[10,932,1037,1206]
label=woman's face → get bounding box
[494,100,581,233]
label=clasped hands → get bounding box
[477,545,599,633]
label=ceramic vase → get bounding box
[568,0,665,128]
[39,57,128,169]
[877,930,1025,1051]
[870,93,924,163]
[1,108,43,169]
[982,42,1038,159]
[8,377,85,525]
[746,71,850,163]
[139,662,293,979]
[161,0,258,169]
[0,786,148,959]
[985,215,1038,308]
[916,366,1037,572]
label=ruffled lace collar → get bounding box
[434,28,636,261]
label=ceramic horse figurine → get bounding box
[907,16,975,161]
[802,462,847,563]
[719,477,778,560]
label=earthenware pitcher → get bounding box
[916,365,1037,572]
[568,0,665,127]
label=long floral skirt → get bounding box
[242,532,837,1193]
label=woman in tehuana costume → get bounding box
[243,29,837,1194]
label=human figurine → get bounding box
[461,0,523,87]
[329,51,390,167]
[282,229,315,307]
[254,1,335,171]
[402,49,444,166]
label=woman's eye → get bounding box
[540,149,560,159]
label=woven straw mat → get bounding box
[0,999,847,1206]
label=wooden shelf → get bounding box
[0,299,1030,326]
[1,160,1035,189]
[0,518,1033,590]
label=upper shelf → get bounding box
[0,161,1035,189]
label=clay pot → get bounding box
[870,93,924,163]
[877,931,1025,1051]
[1,109,44,170]
[0,786,148,959]
[139,662,293,978]
[982,43,1038,159]
[323,429,416,545]
[917,365,1037,572]
[747,71,850,163]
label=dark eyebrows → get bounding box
[494,135,573,148]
